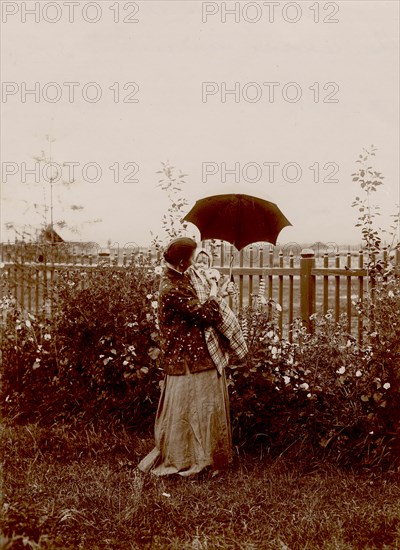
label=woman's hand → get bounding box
[225,282,236,296]
[220,277,237,297]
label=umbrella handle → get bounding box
[229,254,234,282]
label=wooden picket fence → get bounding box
[1,241,399,344]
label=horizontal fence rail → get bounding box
[1,242,399,344]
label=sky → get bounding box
[1,0,399,248]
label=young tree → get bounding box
[5,135,101,243]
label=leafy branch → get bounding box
[150,162,190,247]
[351,145,399,278]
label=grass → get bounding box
[1,422,400,550]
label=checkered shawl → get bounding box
[188,267,248,375]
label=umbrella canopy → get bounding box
[183,193,292,251]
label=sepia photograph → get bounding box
[1,1,399,548]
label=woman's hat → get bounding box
[163,237,197,264]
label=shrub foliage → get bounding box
[230,279,400,467]
[1,261,399,468]
[1,261,163,430]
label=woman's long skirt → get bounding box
[137,368,232,476]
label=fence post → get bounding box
[300,249,315,332]
[98,249,110,266]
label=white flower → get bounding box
[275,303,282,312]
[388,290,395,298]
[155,266,163,275]
[146,294,152,300]
[299,383,309,390]
[283,376,290,385]
[151,301,158,310]
[325,313,332,319]
[25,320,32,328]
[44,334,51,341]
[383,382,391,390]
[307,393,312,398]
[336,366,346,375]
[355,370,362,377]
[266,330,274,339]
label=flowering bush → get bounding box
[1,261,164,428]
[227,282,400,468]
[1,295,58,422]
[1,264,399,467]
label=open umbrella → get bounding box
[183,193,292,279]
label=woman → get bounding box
[137,237,233,477]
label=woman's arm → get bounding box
[161,281,221,327]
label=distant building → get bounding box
[37,225,65,244]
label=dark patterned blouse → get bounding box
[158,267,222,375]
